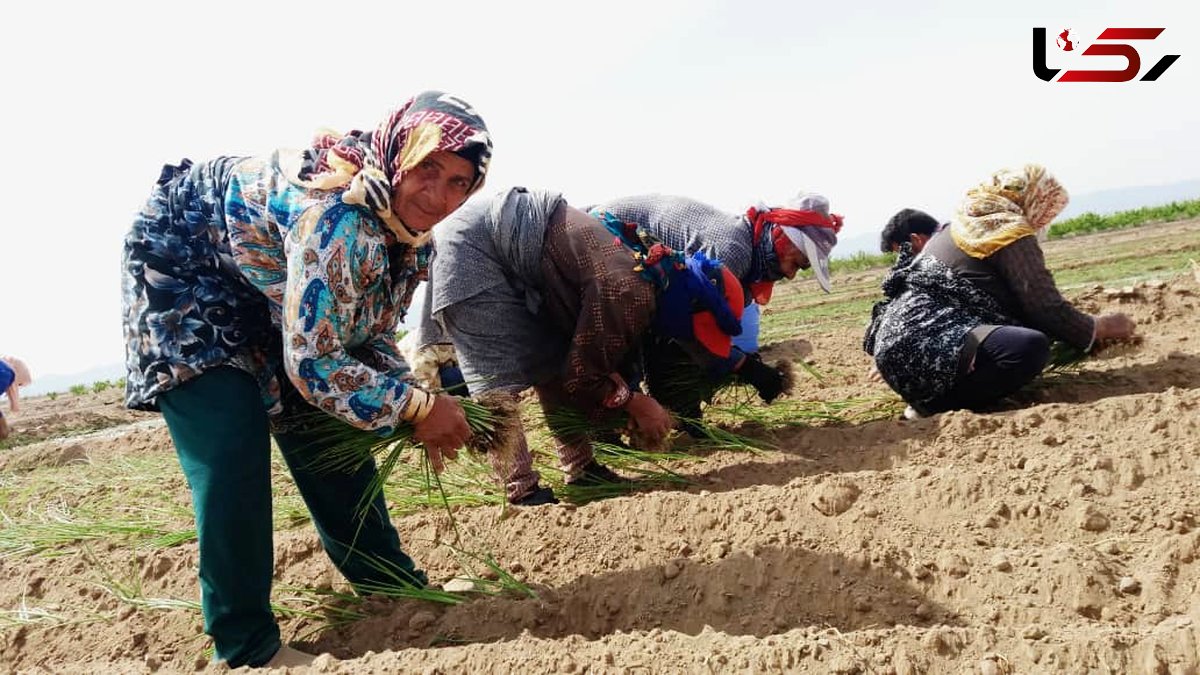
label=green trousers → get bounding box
[160,367,426,668]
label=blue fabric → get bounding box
[585,195,776,286]
[122,157,276,412]
[652,252,742,345]
[594,211,685,289]
[594,211,741,348]
[0,360,13,396]
[712,346,746,376]
[123,154,427,428]
[437,364,468,395]
[732,302,761,353]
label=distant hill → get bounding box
[835,230,886,258]
[26,361,126,396]
[1056,179,1200,220]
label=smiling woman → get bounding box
[393,153,480,232]
[119,91,491,669]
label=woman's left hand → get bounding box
[623,393,673,447]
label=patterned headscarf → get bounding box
[951,164,1068,259]
[744,194,843,304]
[289,91,492,246]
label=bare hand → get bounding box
[1093,312,1137,343]
[623,393,673,447]
[412,394,469,472]
[866,362,884,384]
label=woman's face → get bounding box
[391,151,476,232]
[776,235,811,279]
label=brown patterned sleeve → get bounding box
[991,236,1095,349]
[561,253,657,409]
[541,206,659,410]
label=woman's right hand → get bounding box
[1093,312,1137,343]
[412,394,470,472]
[623,392,673,447]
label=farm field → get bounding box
[2,218,1200,673]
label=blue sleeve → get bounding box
[0,361,14,394]
[282,203,420,433]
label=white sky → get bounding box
[2,0,1197,379]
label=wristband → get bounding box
[401,387,437,423]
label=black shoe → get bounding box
[567,460,633,488]
[511,485,559,506]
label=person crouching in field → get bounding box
[121,92,492,669]
[587,193,842,428]
[863,164,1137,418]
[0,355,32,441]
[424,188,746,506]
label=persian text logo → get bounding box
[1033,27,1180,82]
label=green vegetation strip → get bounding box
[1054,249,1200,289]
[760,222,1198,337]
[0,455,314,558]
[760,297,878,339]
[1049,198,1200,239]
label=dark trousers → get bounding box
[642,336,736,428]
[159,367,425,667]
[926,326,1051,413]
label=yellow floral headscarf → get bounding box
[951,164,1068,259]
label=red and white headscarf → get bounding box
[746,193,843,303]
[290,91,492,245]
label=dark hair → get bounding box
[880,208,941,252]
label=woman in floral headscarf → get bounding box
[864,164,1136,417]
[121,91,491,669]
